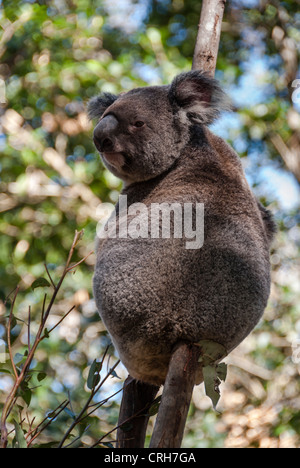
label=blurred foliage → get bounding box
[0,0,299,448]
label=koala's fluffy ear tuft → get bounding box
[168,71,231,125]
[87,93,118,120]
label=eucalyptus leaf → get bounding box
[87,359,102,389]
[203,365,221,411]
[216,362,227,382]
[148,396,162,417]
[32,442,60,448]
[110,368,121,379]
[10,315,17,330]
[22,388,32,407]
[13,353,26,365]
[102,442,114,448]
[31,278,51,291]
[13,420,27,449]
[37,372,47,382]
[64,407,76,420]
[197,340,227,367]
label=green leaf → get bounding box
[78,423,89,437]
[202,363,227,411]
[110,368,121,379]
[13,420,27,449]
[0,369,11,374]
[216,362,227,382]
[37,372,47,382]
[203,365,221,411]
[13,353,26,365]
[63,407,76,420]
[22,388,32,407]
[148,396,162,416]
[87,359,102,390]
[31,278,51,291]
[197,340,227,367]
[120,422,134,433]
[32,442,60,449]
[10,315,17,330]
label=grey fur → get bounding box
[90,71,276,386]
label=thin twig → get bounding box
[26,412,36,436]
[41,293,47,324]
[7,286,20,380]
[62,425,91,449]
[27,305,31,353]
[58,359,120,448]
[27,401,70,447]
[41,305,75,339]
[65,251,94,273]
[94,359,120,395]
[67,390,75,418]
[90,393,157,449]
[79,387,124,422]
[41,231,85,328]
[25,400,68,441]
[4,286,19,306]
[44,263,56,289]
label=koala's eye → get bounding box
[133,121,145,128]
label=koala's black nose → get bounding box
[101,138,114,152]
[93,114,119,152]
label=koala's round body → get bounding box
[90,72,275,386]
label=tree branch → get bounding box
[192,0,226,76]
[149,343,201,448]
[116,376,159,448]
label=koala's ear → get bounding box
[87,93,118,120]
[168,71,231,125]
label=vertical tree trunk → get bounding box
[149,343,201,448]
[192,0,226,76]
[116,376,159,448]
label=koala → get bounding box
[89,71,276,386]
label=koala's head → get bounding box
[88,71,230,184]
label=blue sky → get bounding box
[211,52,300,212]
